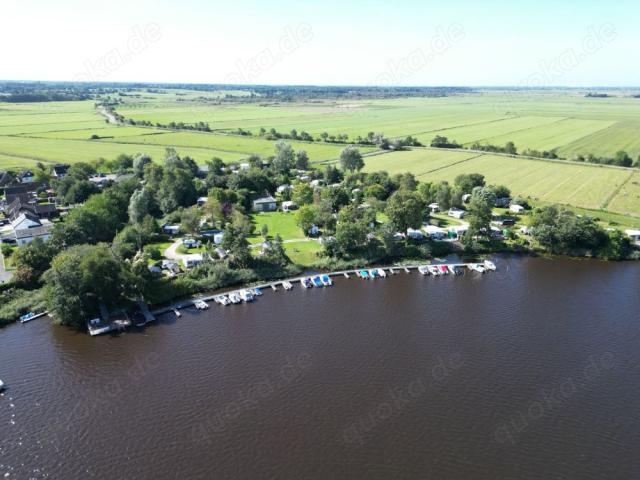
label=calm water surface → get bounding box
[1,255,640,479]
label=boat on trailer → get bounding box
[418,266,429,275]
[483,260,497,271]
[377,268,387,278]
[321,275,332,286]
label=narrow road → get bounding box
[0,251,13,284]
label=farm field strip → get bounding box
[365,149,639,215]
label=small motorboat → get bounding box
[229,293,242,304]
[484,260,497,271]
[252,287,263,296]
[20,312,36,323]
[312,276,323,287]
[173,308,182,318]
[469,264,485,273]
[240,289,254,302]
[418,266,429,275]
[0,379,5,392]
[447,265,457,275]
[195,300,209,310]
[283,281,293,290]
[359,270,369,279]
[428,266,441,276]
[300,278,309,288]
[439,265,449,275]
[369,269,378,278]
[217,295,231,306]
[321,275,332,286]
[377,268,387,278]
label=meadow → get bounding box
[363,148,639,219]
[0,89,638,221]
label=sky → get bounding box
[2,0,638,86]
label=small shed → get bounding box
[182,254,204,268]
[510,204,525,214]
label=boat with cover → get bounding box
[321,275,332,286]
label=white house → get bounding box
[428,203,440,213]
[277,184,292,194]
[13,225,53,246]
[18,170,35,183]
[448,208,466,219]
[252,195,277,212]
[510,204,525,214]
[10,212,41,231]
[239,162,250,171]
[625,229,640,246]
[182,253,204,268]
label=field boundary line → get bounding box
[414,153,485,178]
[601,171,635,210]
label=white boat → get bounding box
[240,289,254,302]
[448,265,457,275]
[283,281,293,290]
[252,288,263,296]
[483,260,497,271]
[377,268,387,278]
[0,379,5,392]
[428,265,441,276]
[173,308,182,318]
[218,295,231,306]
[469,263,485,273]
[321,275,332,286]
[229,293,242,304]
[418,266,429,275]
[300,278,310,289]
[194,300,209,310]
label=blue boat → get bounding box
[360,270,369,279]
[312,276,323,287]
[321,275,332,286]
[369,269,378,278]
[19,312,36,323]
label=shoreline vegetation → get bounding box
[1,83,639,331]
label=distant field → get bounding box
[116,91,640,158]
[0,100,363,167]
[364,149,639,218]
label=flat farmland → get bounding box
[115,91,640,158]
[366,149,639,216]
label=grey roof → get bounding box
[253,195,277,204]
[14,225,53,240]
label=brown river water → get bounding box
[1,255,639,479]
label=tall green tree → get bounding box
[339,145,364,172]
[385,189,426,232]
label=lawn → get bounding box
[249,211,304,244]
[283,240,323,265]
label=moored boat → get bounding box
[428,265,441,276]
[195,300,209,310]
[218,295,231,306]
[377,268,387,278]
[483,259,497,271]
[300,278,310,288]
[418,265,429,275]
[229,293,242,304]
[439,265,448,275]
[240,289,254,302]
[252,287,263,296]
[369,269,378,278]
[283,281,293,290]
[321,275,332,286]
[312,276,323,287]
[359,270,369,279]
[0,379,5,392]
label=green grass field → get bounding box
[365,149,639,219]
[249,212,305,244]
